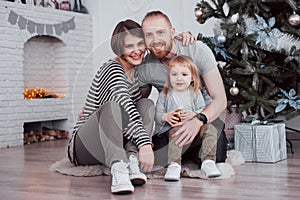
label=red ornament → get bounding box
[195,8,203,18]
[60,0,71,11]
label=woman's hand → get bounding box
[138,144,154,172]
[176,32,196,46]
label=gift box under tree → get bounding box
[234,122,287,163]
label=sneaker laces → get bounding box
[128,155,140,174]
[203,160,216,168]
[112,160,130,185]
[168,162,180,170]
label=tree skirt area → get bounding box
[49,150,245,180]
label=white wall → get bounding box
[84,0,216,51]
[0,0,216,47]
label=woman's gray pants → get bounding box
[74,98,154,167]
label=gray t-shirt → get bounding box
[155,88,206,135]
[136,38,217,104]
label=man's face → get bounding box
[142,16,175,59]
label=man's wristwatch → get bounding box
[195,113,208,124]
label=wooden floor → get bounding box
[1,138,300,200]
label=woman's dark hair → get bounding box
[111,19,144,57]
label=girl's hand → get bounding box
[181,110,197,121]
[162,110,181,127]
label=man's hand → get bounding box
[138,144,154,172]
[176,32,196,46]
[171,117,202,147]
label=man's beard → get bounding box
[149,48,169,59]
[148,38,173,59]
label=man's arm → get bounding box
[200,68,227,123]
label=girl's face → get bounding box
[122,34,146,66]
[169,64,192,92]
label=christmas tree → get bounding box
[195,0,300,120]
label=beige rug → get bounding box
[49,150,244,180]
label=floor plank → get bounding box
[1,139,300,200]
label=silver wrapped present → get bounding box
[234,123,287,163]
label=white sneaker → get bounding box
[111,161,134,194]
[164,162,181,181]
[128,155,147,186]
[201,159,221,178]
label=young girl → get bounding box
[155,55,221,181]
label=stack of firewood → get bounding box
[24,127,68,144]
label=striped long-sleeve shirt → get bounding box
[68,59,152,165]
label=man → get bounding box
[136,11,228,173]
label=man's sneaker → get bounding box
[111,161,134,194]
[128,155,147,186]
[164,162,181,181]
[201,159,221,178]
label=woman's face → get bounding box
[122,34,146,66]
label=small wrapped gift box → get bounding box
[234,123,287,163]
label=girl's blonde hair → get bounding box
[163,55,202,96]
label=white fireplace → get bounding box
[0,1,93,148]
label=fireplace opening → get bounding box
[23,35,68,99]
[23,87,65,100]
[23,119,69,144]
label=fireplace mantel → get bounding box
[0,1,93,148]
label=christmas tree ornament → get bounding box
[174,109,183,122]
[217,33,226,44]
[288,12,300,26]
[231,13,239,23]
[229,81,239,96]
[195,8,203,18]
[222,1,230,17]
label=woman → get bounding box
[68,19,155,194]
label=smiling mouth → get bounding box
[130,54,142,60]
[151,43,164,51]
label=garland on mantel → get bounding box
[7,10,76,36]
